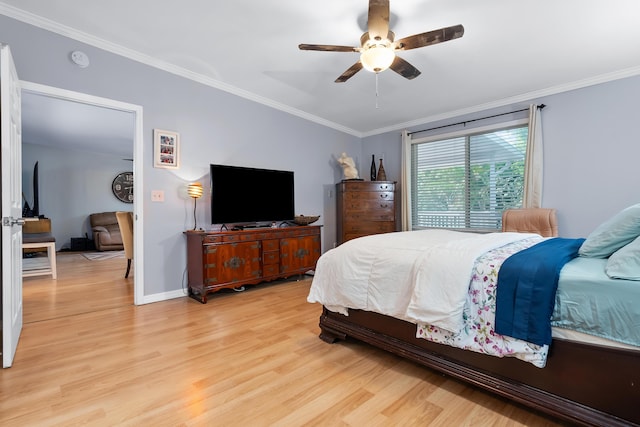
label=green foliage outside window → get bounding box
[412,126,527,230]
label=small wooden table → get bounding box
[22,218,57,279]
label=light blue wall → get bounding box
[539,77,640,236]
[22,143,134,249]
[363,75,640,238]
[1,15,361,298]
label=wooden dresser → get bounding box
[336,181,396,244]
[185,225,321,303]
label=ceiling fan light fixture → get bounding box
[360,43,395,73]
[299,1,463,82]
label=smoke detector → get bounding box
[70,50,90,68]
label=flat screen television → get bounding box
[210,164,295,225]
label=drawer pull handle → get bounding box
[380,194,388,199]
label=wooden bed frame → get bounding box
[318,307,640,427]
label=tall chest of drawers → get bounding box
[336,181,396,245]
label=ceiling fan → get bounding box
[299,0,464,83]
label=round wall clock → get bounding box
[112,172,134,203]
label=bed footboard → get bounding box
[319,307,639,427]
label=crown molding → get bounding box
[0,3,362,137]
[363,65,640,138]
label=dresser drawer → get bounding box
[263,251,279,265]
[344,229,395,242]
[243,232,275,241]
[203,235,223,244]
[344,199,394,213]
[344,210,395,222]
[345,191,394,202]
[343,222,396,234]
[262,239,279,251]
[337,181,394,192]
[263,263,279,277]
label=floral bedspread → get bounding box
[416,236,550,368]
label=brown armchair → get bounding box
[89,212,124,251]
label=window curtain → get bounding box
[401,130,412,231]
[522,104,543,208]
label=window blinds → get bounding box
[410,125,528,231]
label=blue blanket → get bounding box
[495,237,585,346]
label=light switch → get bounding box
[151,190,164,202]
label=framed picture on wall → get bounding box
[153,129,180,169]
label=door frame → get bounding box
[20,81,144,305]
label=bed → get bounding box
[307,206,640,427]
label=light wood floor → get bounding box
[1,253,565,426]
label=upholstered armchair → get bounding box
[501,208,558,237]
[115,211,134,278]
[89,212,124,251]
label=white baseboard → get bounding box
[140,289,186,305]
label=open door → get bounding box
[1,44,24,368]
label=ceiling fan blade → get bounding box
[335,62,363,83]
[367,0,390,41]
[299,44,358,52]
[389,56,421,80]
[395,24,465,51]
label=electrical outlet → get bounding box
[151,190,164,202]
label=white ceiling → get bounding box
[4,0,640,147]
[21,91,135,158]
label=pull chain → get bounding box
[375,72,380,109]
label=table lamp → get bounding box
[187,182,203,230]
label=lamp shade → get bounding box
[187,182,203,199]
[360,45,395,73]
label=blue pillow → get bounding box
[606,236,640,280]
[579,203,640,258]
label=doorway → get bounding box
[20,81,144,306]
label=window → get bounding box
[409,121,528,231]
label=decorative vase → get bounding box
[370,154,377,181]
[377,158,387,181]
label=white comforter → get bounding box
[307,229,537,333]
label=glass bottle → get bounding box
[377,158,387,181]
[370,154,377,181]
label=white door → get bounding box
[1,44,24,368]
